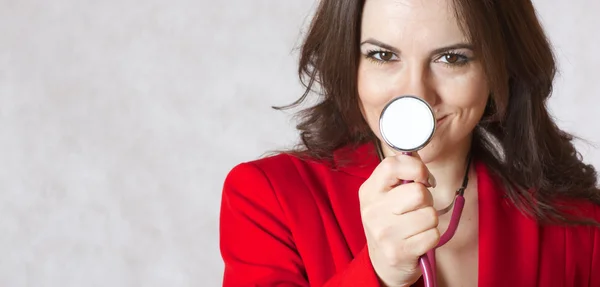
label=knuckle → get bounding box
[379,157,396,173]
[429,228,441,246]
[373,225,394,242]
[383,248,403,267]
[401,239,418,258]
[361,204,377,221]
[416,164,429,180]
[405,228,440,256]
[433,228,441,240]
[410,186,426,204]
[417,185,433,203]
[427,228,441,245]
[424,207,439,227]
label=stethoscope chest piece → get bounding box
[379,95,436,153]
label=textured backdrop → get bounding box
[0,0,598,286]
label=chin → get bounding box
[416,145,444,164]
[417,132,461,163]
[419,132,473,164]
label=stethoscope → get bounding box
[377,95,472,287]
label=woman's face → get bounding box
[357,0,489,163]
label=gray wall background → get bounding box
[0,0,598,286]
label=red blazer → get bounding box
[219,142,600,286]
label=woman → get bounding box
[220,0,600,286]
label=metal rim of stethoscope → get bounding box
[378,95,437,153]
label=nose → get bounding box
[395,63,438,106]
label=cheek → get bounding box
[357,64,393,131]
[438,68,489,116]
[358,65,391,106]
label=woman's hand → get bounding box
[359,153,439,287]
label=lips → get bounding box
[436,115,448,125]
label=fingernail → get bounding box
[428,173,437,188]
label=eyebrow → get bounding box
[359,38,473,56]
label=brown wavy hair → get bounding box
[275,0,600,225]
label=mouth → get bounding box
[436,115,449,126]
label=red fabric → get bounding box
[219,142,600,286]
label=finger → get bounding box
[403,227,440,258]
[368,155,434,193]
[395,207,439,239]
[362,194,436,240]
[359,157,416,205]
[365,205,438,242]
[385,183,434,215]
[394,153,435,187]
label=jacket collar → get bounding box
[332,141,380,179]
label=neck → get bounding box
[378,135,473,208]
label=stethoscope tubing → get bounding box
[400,151,466,287]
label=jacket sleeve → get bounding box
[219,162,382,287]
[591,204,600,287]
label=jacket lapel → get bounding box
[329,142,379,256]
[476,161,540,286]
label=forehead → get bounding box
[361,0,467,45]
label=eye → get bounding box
[374,51,395,61]
[442,54,460,63]
[366,50,399,63]
[436,52,469,66]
